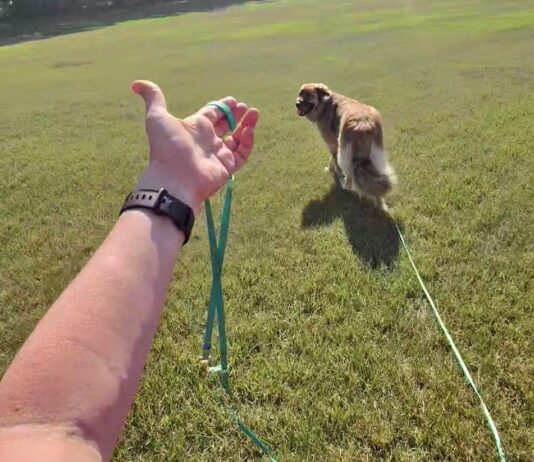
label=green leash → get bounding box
[200,101,278,462]
[385,207,506,462]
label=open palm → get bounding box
[132,80,260,212]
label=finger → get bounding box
[215,147,237,174]
[224,108,260,151]
[131,80,167,116]
[214,102,248,137]
[197,96,238,129]
[235,126,255,166]
[233,107,260,139]
[233,150,247,172]
[224,126,255,173]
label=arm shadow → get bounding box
[301,183,401,269]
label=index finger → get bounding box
[197,97,248,137]
[224,108,260,153]
[206,101,236,130]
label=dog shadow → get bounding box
[301,183,401,268]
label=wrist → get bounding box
[119,188,194,244]
[135,163,201,213]
[119,208,186,246]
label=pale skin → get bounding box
[0,80,260,462]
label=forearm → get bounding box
[0,210,183,459]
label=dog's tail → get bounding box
[353,143,396,198]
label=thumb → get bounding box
[131,80,167,116]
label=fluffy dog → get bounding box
[296,83,396,207]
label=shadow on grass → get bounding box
[301,183,401,269]
[0,0,277,46]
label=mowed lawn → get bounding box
[1,0,533,460]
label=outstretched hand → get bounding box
[132,80,260,212]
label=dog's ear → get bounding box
[315,84,332,101]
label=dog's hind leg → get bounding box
[373,196,386,210]
[353,144,396,204]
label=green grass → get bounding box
[1,0,533,460]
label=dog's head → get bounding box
[296,83,332,119]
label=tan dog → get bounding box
[296,83,396,207]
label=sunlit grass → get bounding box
[1,0,533,460]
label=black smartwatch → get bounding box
[120,188,195,244]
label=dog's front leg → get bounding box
[336,144,353,190]
[329,150,344,183]
[328,155,338,174]
[343,174,353,190]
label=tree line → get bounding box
[1,0,162,18]
[0,0,241,19]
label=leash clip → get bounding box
[199,347,212,373]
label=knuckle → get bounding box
[145,109,166,123]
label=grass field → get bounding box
[1,0,533,460]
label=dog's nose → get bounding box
[296,98,304,107]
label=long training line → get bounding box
[385,207,506,462]
[197,99,503,460]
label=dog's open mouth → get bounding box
[296,101,313,116]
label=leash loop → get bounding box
[200,102,278,461]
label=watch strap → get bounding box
[120,188,195,244]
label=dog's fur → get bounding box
[296,83,396,207]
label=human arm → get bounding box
[0,81,259,461]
